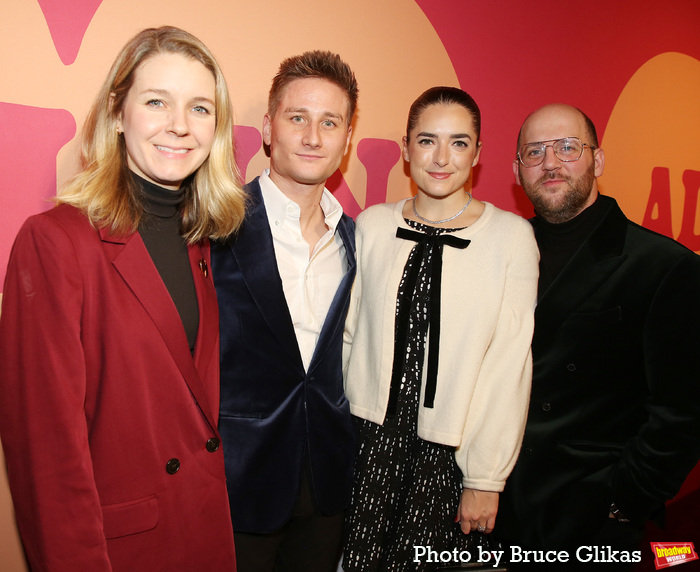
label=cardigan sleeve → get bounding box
[455,220,539,492]
[0,215,113,571]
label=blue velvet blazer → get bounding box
[212,177,356,533]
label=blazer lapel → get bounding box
[307,215,356,374]
[189,240,218,397]
[104,229,218,431]
[533,197,628,349]
[230,181,303,368]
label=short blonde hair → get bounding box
[268,51,358,126]
[58,26,246,243]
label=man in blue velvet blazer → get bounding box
[498,104,700,569]
[212,51,358,572]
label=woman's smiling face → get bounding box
[403,103,481,200]
[117,52,217,190]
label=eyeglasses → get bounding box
[517,137,596,167]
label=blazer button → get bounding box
[206,437,220,452]
[524,447,534,455]
[566,363,576,372]
[542,403,551,412]
[166,458,180,474]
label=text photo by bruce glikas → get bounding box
[412,544,642,567]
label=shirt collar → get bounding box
[259,169,344,232]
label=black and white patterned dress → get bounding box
[343,219,475,572]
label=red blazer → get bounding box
[0,204,236,571]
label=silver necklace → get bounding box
[412,193,472,224]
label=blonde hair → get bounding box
[268,50,358,126]
[58,26,246,242]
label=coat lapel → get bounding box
[230,180,303,368]
[307,214,356,375]
[533,197,628,350]
[103,229,218,431]
[189,240,218,400]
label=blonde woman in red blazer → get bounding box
[0,27,246,571]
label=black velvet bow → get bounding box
[387,227,471,416]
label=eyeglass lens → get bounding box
[519,137,584,166]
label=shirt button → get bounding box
[274,220,280,227]
[566,363,576,371]
[542,403,551,412]
[165,458,180,474]
[206,437,220,453]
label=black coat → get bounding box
[212,177,356,533]
[499,195,700,550]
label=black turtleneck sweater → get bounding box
[135,173,199,351]
[533,195,608,295]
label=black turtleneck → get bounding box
[533,194,607,295]
[135,173,199,352]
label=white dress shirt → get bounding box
[259,170,348,371]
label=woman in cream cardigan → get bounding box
[342,87,539,571]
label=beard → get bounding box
[520,162,596,224]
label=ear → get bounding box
[262,114,272,146]
[593,147,605,178]
[472,141,483,167]
[512,159,521,185]
[402,136,410,162]
[110,93,123,133]
[343,125,352,156]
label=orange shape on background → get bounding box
[601,52,700,252]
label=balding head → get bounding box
[517,103,598,151]
[513,103,605,224]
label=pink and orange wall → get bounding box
[1,1,699,569]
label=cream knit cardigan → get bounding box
[344,199,539,492]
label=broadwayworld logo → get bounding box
[651,542,699,569]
